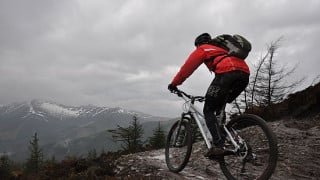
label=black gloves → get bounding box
[168,84,178,92]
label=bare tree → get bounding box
[249,42,272,109]
[231,37,305,115]
[253,38,304,106]
[231,38,281,114]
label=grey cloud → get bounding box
[0,0,319,117]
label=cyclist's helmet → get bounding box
[194,33,211,47]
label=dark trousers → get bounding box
[204,70,249,146]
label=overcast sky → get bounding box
[0,0,319,117]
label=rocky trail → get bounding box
[114,117,320,179]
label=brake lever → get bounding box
[176,90,183,97]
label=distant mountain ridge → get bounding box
[0,100,172,161]
[0,99,158,122]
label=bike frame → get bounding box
[168,90,278,179]
[180,95,213,149]
[180,94,241,152]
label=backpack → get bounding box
[210,34,251,59]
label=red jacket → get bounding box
[171,44,250,86]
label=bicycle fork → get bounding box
[172,118,184,147]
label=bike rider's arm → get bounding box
[171,48,205,86]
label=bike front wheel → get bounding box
[165,119,193,173]
[220,114,278,180]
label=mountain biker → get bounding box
[168,33,250,157]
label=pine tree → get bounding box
[0,154,13,179]
[108,115,144,153]
[149,122,166,149]
[24,132,43,175]
[129,115,144,152]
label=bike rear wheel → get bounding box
[165,119,193,173]
[219,114,278,180]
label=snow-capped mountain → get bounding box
[0,100,170,161]
[1,100,157,122]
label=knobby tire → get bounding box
[165,119,193,173]
[219,114,278,180]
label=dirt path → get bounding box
[115,147,225,179]
[115,119,320,179]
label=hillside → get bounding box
[251,82,320,120]
[112,82,320,179]
[10,118,318,179]
[2,83,319,179]
[90,82,320,179]
[114,119,320,179]
[0,100,170,161]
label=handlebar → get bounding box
[170,88,205,103]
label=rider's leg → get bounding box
[226,71,249,103]
[204,73,230,147]
[203,78,230,157]
[203,103,224,147]
[203,71,249,157]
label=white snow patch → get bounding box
[111,108,128,114]
[117,109,124,113]
[29,104,45,117]
[5,103,26,113]
[92,107,110,117]
[22,103,47,121]
[40,102,80,118]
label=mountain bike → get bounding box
[165,89,278,180]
